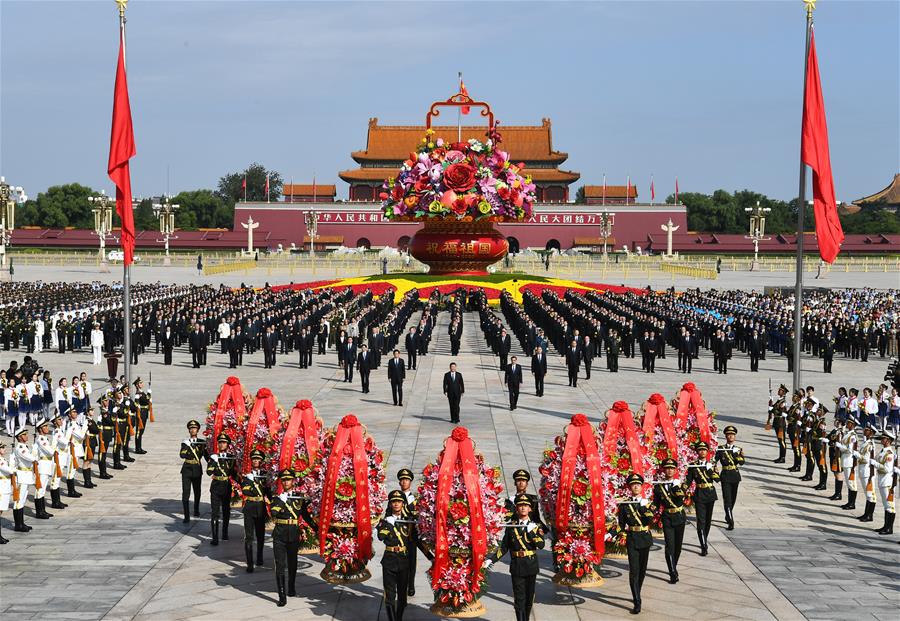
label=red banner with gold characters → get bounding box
[555,414,605,559]
[644,394,678,455]
[279,400,318,471]
[243,388,279,473]
[676,383,711,444]
[603,401,646,478]
[213,376,245,441]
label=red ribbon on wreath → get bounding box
[603,401,645,478]
[643,393,678,456]
[431,427,487,592]
[556,414,605,559]
[318,414,373,560]
[280,400,318,473]
[213,376,245,441]
[675,382,711,444]
[242,388,279,474]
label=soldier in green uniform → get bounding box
[179,420,206,523]
[396,468,420,597]
[96,396,115,479]
[766,384,788,463]
[800,397,817,481]
[812,416,829,491]
[504,469,544,529]
[132,378,151,455]
[119,385,136,463]
[654,458,686,583]
[378,490,415,621]
[618,473,655,615]
[716,425,745,530]
[270,469,317,606]
[684,441,719,556]
[207,432,237,545]
[241,448,271,573]
[786,390,804,472]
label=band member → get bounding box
[240,449,271,572]
[654,458,686,583]
[716,425,744,530]
[180,420,206,523]
[11,427,33,532]
[812,416,829,491]
[487,493,545,621]
[835,417,859,509]
[857,425,878,522]
[32,417,56,519]
[207,432,237,545]
[378,490,415,621]
[619,473,654,615]
[97,397,115,480]
[111,391,130,469]
[874,430,896,535]
[766,384,788,463]
[270,469,317,607]
[685,441,719,555]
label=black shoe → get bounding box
[210,520,219,546]
[407,587,415,597]
[276,576,287,607]
[123,457,135,463]
[66,479,83,498]
[134,449,147,455]
[245,546,254,573]
[83,470,96,488]
[630,603,641,615]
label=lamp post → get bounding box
[744,200,771,270]
[88,190,114,264]
[0,177,23,269]
[304,209,319,259]
[152,195,179,260]
[597,210,615,261]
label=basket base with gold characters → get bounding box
[430,599,487,619]
[318,521,378,584]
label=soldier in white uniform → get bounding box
[856,425,878,522]
[11,427,33,532]
[33,417,57,519]
[91,323,105,366]
[49,412,71,509]
[835,417,859,511]
[63,407,87,498]
[34,317,44,354]
[873,430,895,535]
[0,441,13,543]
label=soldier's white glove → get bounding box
[781,413,788,418]
[706,463,713,470]
[852,451,861,458]
[820,438,829,444]
[385,516,396,525]
[671,478,681,486]
[639,498,649,507]
[526,521,537,533]
[212,454,219,463]
[862,457,870,466]
[483,559,494,570]
[804,427,810,432]
[835,443,845,450]
[246,473,255,481]
[147,388,152,394]
[278,492,288,502]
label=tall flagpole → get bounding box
[793,0,815,392]
[118,0,132,390]
[457,71,462,143]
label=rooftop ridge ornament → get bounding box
[427,91,494,130]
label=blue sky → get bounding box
[1,0,897,202]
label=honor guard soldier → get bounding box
[97,397,115,479]
[685,441,719,555]
[489,493,546,621]
[11,427,33,532]
[716,425,744,530]
[271,469,317,607]
[856,425,878,522]
[180,420,207,523]
[504,469,544,528]
[836,417,859,510]
[111,391,129,469]
[378,490,416,621]
[786,390,804,472]
[766,384,788,463]
[874,430,896,535]
[397,468,423,597]
[618,473,655,615]
[81,406,98,488]
[62,407,85,498]
[50,411,72,508]
[241,448,271,572]
[133,378,151,455]
[0,441,13,543]
[119,386,136,462]
[207,433,237,545]
[654,458,686,583]
[812,416,829,491]
[33,417,56,518]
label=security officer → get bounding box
[132,378,151,455]
[716,425,744,530]
[618,473,654,615]
[240,448,271,572]
[653,458,685,583]
[685,441,719,555]
[487,493,545,621]
[504,469,543,528]
[179,420,206,523]
[207,432,237,545]
[96,396,115,479]
[378,490,414,621]
[766,384,788,463]
[270,469,316,606]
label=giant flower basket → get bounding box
[674,383,719,504]
[538,413,606,588]
[203,377,253,497]
[380,93,536,275]
[417,427,505,618]
[598,401,654,558]
[275,399,326,553]
[640,393,691,524]
[312,414,386,584]
[240,388,288,477]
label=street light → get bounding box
[88,190,114,262]
[152,195,179,257]
[597,210,615,261]
[744,200,771,270]
[0,177,23,268]
[304,209,319,258]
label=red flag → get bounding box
[650,177,655,202]
[801,31,843,263]
[459,76,471,115]
[675,177,679,204]
[241,176,247,191]
[265,174,270,200]
[626,176,631,205]
[602,174,607,205]
[107,30,136,266]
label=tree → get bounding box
[24,183,98,229]
[171,189,227,229]
[217,163,282,205]
[574,185,586,204]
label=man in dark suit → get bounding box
[344,337,357,382]
[448,319,462,356]
[189,323,204,368]
[498,329,512,371]
[368,326,384,369]
[581,335,594,380]
[161,326,175,365]
[748,329,762,372]
[504,355,523,410]
[442,362,464,423]
[646,331,658,373]
[682,330,695,373]
[229,326,244,368]
[357,344,371,393]
[531,345,547,397]
[405,328,419,370]
[565,340,580,387]
[387,349,406,406]
[197,324,208,366]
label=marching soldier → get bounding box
[618,473,654,615]
[766,384,788,463]
[270,469,317,607]
[378,490,415,621]
[504,469,544,528]
[11,427,33,532]
[240,448,271,572]
[874,430,896,535]
[396,468,422,597]
[33,417,56,518]
[180,420,207,523]
[857,425,878,522]
[96,397,115,479]
[716,425,744,530]
[685,441,718,556]
[133,378,151,455]
[836,417,859,510]
[486,493,545,621]
[786,390,804,472]
[654,458,686,583]
[207,433,237,545]
[0,441,13,543]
